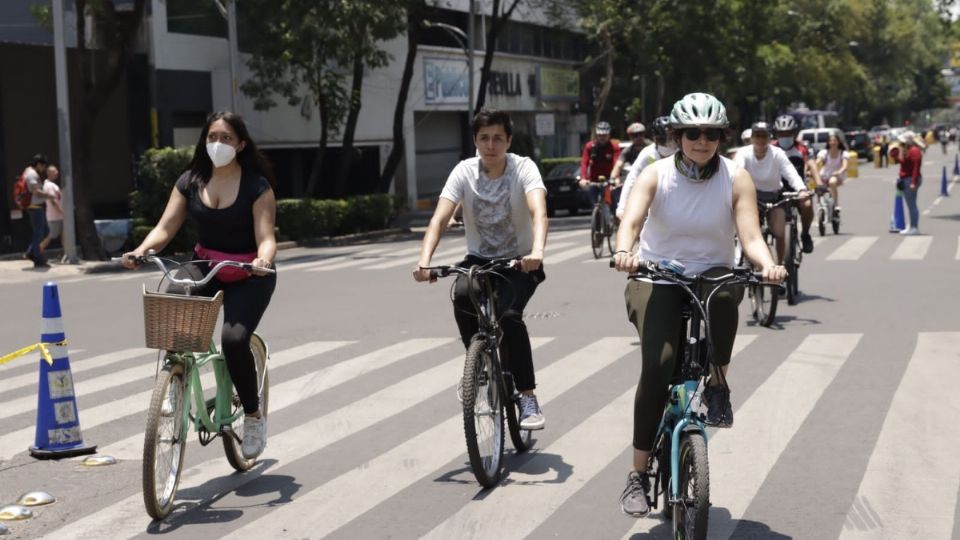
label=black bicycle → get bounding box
[612,258,772,539]
[587,177,617,259]
[745,191,803,325]
[426,259,533,487]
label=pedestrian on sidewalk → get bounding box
[20,154,51,267]
[894,131,923,235]
[39,165,64,252]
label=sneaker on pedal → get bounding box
[801,232,814,254]
[703,385,733,428]
[519,393,546,430]
[242,414,267,459]
[619,470,651,517]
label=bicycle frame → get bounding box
[165,343,244,443]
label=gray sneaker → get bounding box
[518,393,546,430]
[241,414,267,459]
[703,385,733,428]
[620,471,651,517]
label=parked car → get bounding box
[844,130,870,159]
[799,127,849,154]
[868,124,891,141]
[543,162,585,217]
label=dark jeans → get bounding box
[452,256,544,392]
[900,176,921,228]
[624,267,744,451]
[26,207,47,262]
[197,268,277,414]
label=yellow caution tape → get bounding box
[0,341,67,367]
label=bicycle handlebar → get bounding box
[423,258,519,280]
[608,257,770,287]
[112,250,275,288]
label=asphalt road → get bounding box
[0,147,958,539]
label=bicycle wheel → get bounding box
[223,333,270,471]
[659,437,673,520]
[817,205,826,236]
[503,374,532,453]
[590,206,604,259]
[605,211,616,256]
[142,361,187,520]
[462,338,505,487]
[832,206,840,235]
[751,236,778,326]
[672,433,710,540]
[784,226,798,306]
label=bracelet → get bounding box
[614,250,631,255]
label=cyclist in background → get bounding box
[613,93,785,518]
[580,121,621,212]
[414,108,548,431]
[736,121,814,259]
[616,117,677,220]
[611,122,647,184]
[815,133,848,211]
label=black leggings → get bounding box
[198,269,276,414]
[624,267,743,451]
[452,256,544,392]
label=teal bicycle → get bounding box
[120,252,274,519]
[617,259,769,539]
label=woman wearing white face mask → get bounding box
[122,111,277,460]
[616,116,677,220]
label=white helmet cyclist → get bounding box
[669,92,729,129]
[774,114,797,133]
[626,122,646,135]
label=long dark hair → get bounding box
[184,111,275,186]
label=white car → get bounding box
[799,127,849,154]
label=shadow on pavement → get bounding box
[625,507,793,539]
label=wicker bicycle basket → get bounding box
[142,285,223,351]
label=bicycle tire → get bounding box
[752,234,777,326]
[817,206,826,237]
[142,361,187,520]
[784,226,798,306]
[832,208,840,235]
[223,334,270,471]
[462,338,505,487]
[503,375,532,453]
[672,433,710,540]
[590,206,604,259]
[605,212,616,256]
[660,437,673,520]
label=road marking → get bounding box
[0,348,150,396]
[0,341,352,461]
[99,338,444,460]
[826,237,878,261]
[366,244,464,270]
[44,339,553,539]
[277,247,365,272]
[295,245,398,272]
[306,245,417,272]
[343,245,424,270]
[623,333,862,539]
[956,236,960,260]
[549,244,594,264]
[839,333,960,539]
[890,236,932,260]
[224,337,638,539]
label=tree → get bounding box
[243,0,404,198]
[36,0,148,259]
[474,0,522,114]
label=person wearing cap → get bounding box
[610,122,646,184]
[734,121,815,257]
[893,130,924,235]
[613,93,786,519]
[579,122,622,211]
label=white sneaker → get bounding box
[519,394,546,430]
[900,227,919,235]
[241,414,267,459]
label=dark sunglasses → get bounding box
[683,128,723,142]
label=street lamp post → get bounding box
[52,0,78,263]
[214,0,240,112]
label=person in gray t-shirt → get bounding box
[414,109,549,431]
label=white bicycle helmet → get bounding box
[626,122,646,135]
[774,114,797,132]
[669,92,729,129]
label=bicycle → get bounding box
[814,185,840,236]
[425,258,533,487]
[613,258,771,540]
[587,176,618,259]
[744,191,803,325]
[117,252,275,519]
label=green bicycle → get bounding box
[121,252,274,519]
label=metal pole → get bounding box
[226,0,240,112]
[468,0,474,117]
[52,0,78,263]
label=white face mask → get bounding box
[206,142,237,168]
[778,137,795,149]
[656,143,677,157]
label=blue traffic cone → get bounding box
[954,154,959,176]
[29,282,96,459]
[942,165,950,197]
[889,190,906,232]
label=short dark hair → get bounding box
[30,154,49,167]
[472,108,513,138]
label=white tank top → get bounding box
[639,156,738,276]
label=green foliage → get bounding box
[275,194,403,241]
[129,147,195,252]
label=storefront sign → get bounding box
[424,58,469,105]
[539,66,579,102]
[489,71,523,97]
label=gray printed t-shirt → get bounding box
[440,153,546,259]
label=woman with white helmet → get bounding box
[612,92,786,518]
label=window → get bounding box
[166,0,226,38]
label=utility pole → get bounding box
[468,0,475,117]
[52,0,78,263]
[215,0,240,112]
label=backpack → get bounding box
[13,172,31,210]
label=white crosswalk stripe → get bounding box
[890,236,932,260]
[955,235,960,259]
[306,245,420,272]
[549,244,594,264]
[839,333,960,539]
[826,237,878,261]
[223,337,637,538]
